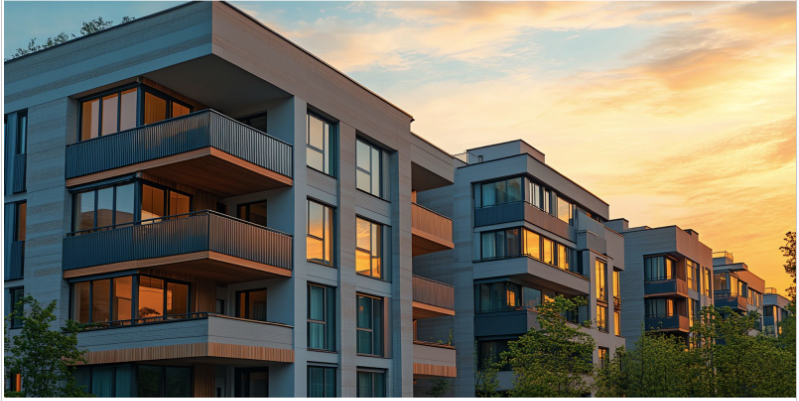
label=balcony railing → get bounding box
[412,203,453,241]
[474,201,574,241]
[714,290,748,310]
[645,314,690,332]
[413,275,455,310]
[12,154,26,193]
[77,311,291,332]
[63,210,292,271]
[7,241,24,280]
[644,278,688,297]
[65,109,293,179]
[765,287,778,295]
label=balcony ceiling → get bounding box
[144,55,291,118]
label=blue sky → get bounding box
[3,1,796,293]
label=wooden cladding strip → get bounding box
[81,342,294,365]
[525,203,575,242]
[193,365,216,398]
[412,275,455,310]
[411,203,453,245]
[413,363,457,378]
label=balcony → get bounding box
[12,154,26,193]
[475,309,538,337]
[474,202,575,242]
[473,257,589,295]
[644,278,688,298]
[63,210,292,282]
[77,313,293,365]
[413,340,456,378]
[412,275,455,319]
[412,203,454,256]
[7,241,24,281]
[714,290,748,311]
[645,314,690,333]
[65,110,293,197]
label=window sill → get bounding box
[356,353,385,359]
[356,272,391,284]
[307,166,337,179]
[356,188,390,203]
[308,348,338,354]
[308,259,336,269]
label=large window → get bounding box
[356,217,383,278]
[238,201,267,226]
[479,177,523,207]
[595,260,607,301]
[14,202,26,243]
[237,289,267,322]
[357,370,386,397]
[556,195,573,225]
[141,183,190,221]
[136,365,191,397]
[308,284,336,351]
[644,255,675,282]
[308,366,336,397]
[480,227,578,274]
[72,275,188,324]
[598,347,609,369]
[356,294,383,356]
[703,269,711,296]
[475,282,543,313]
[307,200,334,266]
[239,112,268,133]
[614,310,621,336]
[686,260,698,291]
[75,364,135,397]
[613,270,620,304]
[356,139,385,197]
[15,112,27,156]
[597,305,608,332]
[142,89,192,125]
[645,298,677,318]
[478,339,511,370]
[9,287,24,329]
[307,113,335,175]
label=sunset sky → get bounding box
[4,1,796,295]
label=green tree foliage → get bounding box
[594,306,796,397]
[781,231,796,301]
[425,378,452,397]
[500,296,595,397]
[7,16,135,60]
[4,295,91,397]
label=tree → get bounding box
[500,296,595,397]
[6,16,135,60]
[781,231,796,301]
[425,378,452,397]
[4,295,91,397]
[594,346,628,397]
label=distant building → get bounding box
[762,287,792,337]
[712,251,765,334]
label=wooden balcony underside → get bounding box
[65,147,292,197]
[63,251,292,283]
[81,342,294,365]
[413,301,456,320]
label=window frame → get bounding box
[238,111,269,133]
[15,111,27,155]
[479,226,579,274]
[598,347,609,369]
[597,304,608,332]
[13,201,26,242]
[235,288,268,322]
[237,200,268,226]
[355,216,384,279]
[306,199,335,267]
[643,254,677,283]
[356,293,384,357]
[307,283,336,352]
[306,112,336,177]
[356,369,386,397]
[355,138,385,198]
[307,366,337,397]
[595,259,607,302]
[9,287,24,329]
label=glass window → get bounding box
[356,294,383,356]
[614,310,621,336]
[169,191,191,217]
[81,99,100,140]
[92,279,111,323]
[166,282,189,317]
[80,87,144,140]
[478,340,510,370]
[595,260,607,301]
[238,201,267,226]
[141,184,166,221]
[597,304,608,332]
[143,92,168,125]
[138,276,164,319]
[240,113,268,133]
[119,89,137,132]
[598,347,609,368]
[613,270,620,300]
[480,177,523,207]
[557,244,570,270]
[542,238,554,265]
[114,276,133,322]
[101,94,119,136]
[171,102,191,119]
[15,113,27,155]
[308,366,336,397]
[523,286,542,311]
[9,287,24,328]
[308,284,336,351]
[556,195,573,224]
[237,289,267,321]
[307,200,334,266]
[644,256,675,282]
[307,113,334,175]
[114,184,135,226]
[97,187,114,228]
[356,217,382,278]
[357,371,386,397]
[73,281,90,324]
[137,365,191,397]
[14,202,26,242]
[356,139,384,197]
[645,298,675,318]
[523,229,540,259]
[74,191,96,232]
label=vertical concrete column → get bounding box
[337,122,358,397]
[390,139,414,397]
[23,98,74,329]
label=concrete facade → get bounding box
[4,2,456,397]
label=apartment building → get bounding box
[412,140,626,396]
[712,252,765,333]
[763,287,792,337]
[604,220,714,346]
[3,2,457,397]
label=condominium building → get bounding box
[604,219,714,346]
[4,2,457,396]
[763,287,792,337]
[413,140,626,396]
[712,252,765,333]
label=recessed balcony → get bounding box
[644,278,689,298]
[645,314,690,333]
[714,290,748,311]
[412,275,455,319]
[413,340,456,378]
[474,201,575,242]
[77,313,294,365]
[63,210,292,282]
[412,203,454,256]
[65,110,293,197]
